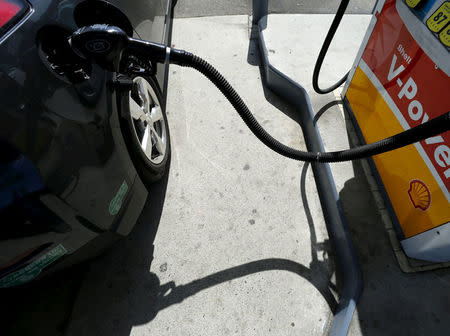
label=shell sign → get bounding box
[408,180,431,211]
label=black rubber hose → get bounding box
[312,0,350,94]
[171,50,449,163]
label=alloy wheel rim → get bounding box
[128,76,167,165]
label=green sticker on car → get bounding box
[0,244,67,288]
[109,180,128,215]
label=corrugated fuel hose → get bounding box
[69,25,450,163]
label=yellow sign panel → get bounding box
[439,24,450,47]
[405,0,422,9]
[346,67,450,238]
[426,2,450,33]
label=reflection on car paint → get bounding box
[0,140,44,210]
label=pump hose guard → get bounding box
[69,24,450,163]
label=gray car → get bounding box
[0,0,176,287]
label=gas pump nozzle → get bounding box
[68,24,185,72]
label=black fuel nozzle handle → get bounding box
[68,24,170,71]
[69,25,129,71]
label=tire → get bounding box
[119,74,171,186]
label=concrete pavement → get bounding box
[174,0,375,17]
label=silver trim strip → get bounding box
[401,222,450,262]
[0,7,34,45]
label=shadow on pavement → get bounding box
[91,258,338,336]
[2,262,86,336]
[68,165,339,334]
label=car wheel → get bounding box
[120,75,171,186]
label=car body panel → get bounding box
[0,0,174,286]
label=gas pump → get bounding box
[342,0,450,262]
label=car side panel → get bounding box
[0,0,167,284]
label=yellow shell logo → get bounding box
[407,179,431,211]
